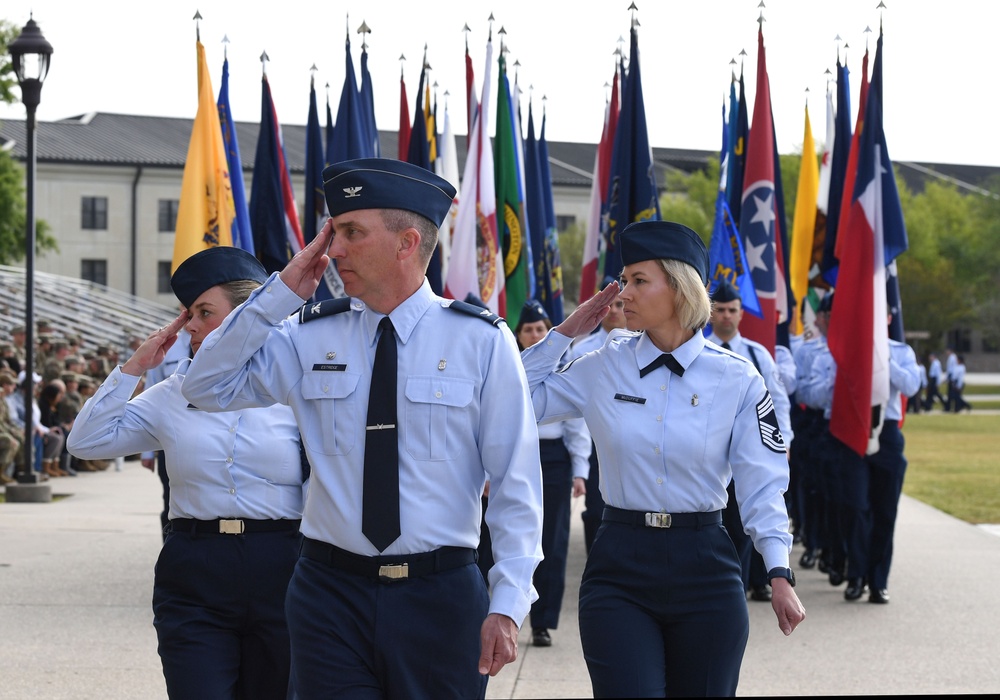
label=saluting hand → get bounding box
[553,280,621,339]
[121,312,189,377]
[280,218,334,300]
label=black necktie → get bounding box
[362,317,400,552]
[722,341,732,350]
[639,353,685,378]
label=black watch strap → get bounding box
[766,566,796,587]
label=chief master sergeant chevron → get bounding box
[181,158,543,699]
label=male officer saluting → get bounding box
[182,158,543,699]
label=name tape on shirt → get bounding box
[614,393,646,404]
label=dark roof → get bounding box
[1,112,996,195]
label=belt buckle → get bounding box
[379,563,409,581]
[645,512,672,528]
[218,519,245,535]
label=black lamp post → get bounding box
[9,15,53,484]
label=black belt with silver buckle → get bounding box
[300,537,477,582]
[169,518,301,535]
[602,506,722,529]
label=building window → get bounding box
[982,336,999,354]
[81,196,108,230]
[157,262,172,295]
[947,328,972,354]
[158,199,180,233]
[81,259,107,286]
[556,215,576,232]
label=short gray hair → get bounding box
[380,209,439,267]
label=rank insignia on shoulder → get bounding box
[298,298,352,324]
[445,299,505,327]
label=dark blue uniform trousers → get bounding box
[530,438,574,630]
[819,429,870,580]
[865,420,907,589]
[581,440,605,554]
[721,480,768,592]
[152,528,300,700]
[286,553,489,699]
[579,514,748,697]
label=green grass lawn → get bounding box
[902,413,1000,523]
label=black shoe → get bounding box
[532,628,552,647]
[749,585,772,602]
[798,549,817,569]
[828,569,845,586]
[817,557,830,574]
[844,578,867,601]
[869,588,890,604]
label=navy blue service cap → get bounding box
[619,221,709,284]
[322,158,457,228]
[518,300,550,326]
[171,246,268,309]
[711,277,740,303]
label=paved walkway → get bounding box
[3,462,1000,698]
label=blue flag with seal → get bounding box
[217,56,254,255]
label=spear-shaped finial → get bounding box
[399,53,406,78]
[498,25,507,54]
[222,34,229,60]
[864,25,872,50]
[357,19,370,50]
[260,50,269,76]
[729,56,737,81]
[463,23,471,50]
[193,10,202,42]
[488,13,495,42]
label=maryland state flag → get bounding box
[172,40,235,272]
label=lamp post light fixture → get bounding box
[9,15,53,485]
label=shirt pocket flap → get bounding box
[301,371,362,400]
[404,376,475,408]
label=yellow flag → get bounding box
[790,105,818,335]
[172,40,235,272]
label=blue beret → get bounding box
[171,247,268,309]
[518,300,549,326]
[323,158,457,227]
[619,221,709,284]
[710,277,740,303]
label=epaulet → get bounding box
[298,298,352,324]
[444,299,505,327]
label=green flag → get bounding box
[494,54,529,330]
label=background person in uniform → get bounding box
[568,277,626,555]
[520,221,805,697]
[858,314,921,604]
[948,355,971,413]
[924,352,944,410]
[942,348,958,411]
[908,359,926,414]
[514,300,591,649]
[181,158,543,700]
[707,278,794,604]
[68,247,306,700]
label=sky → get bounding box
[3,0,998,168]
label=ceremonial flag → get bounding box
[436,102,460,284]
[737,26,779,354]
[771,118,794,347]
[359,43,381,157]
[217,55,253,255]
[465,34,478,146]
[810,82,836,292]
[579,66,619,304]
[829,28,907,456]
[789,103,818,335]
[537,111,564,323]
[172,40,235,272]
[820,57,853,286]
[708,100,759,317]
[525,102,563,322]
[305,72,344,301]
[406,57,443,293]
[513,77,535,300]
[249,72,304,275]
[398,66,411,160]
[495,52,529,326]
[445,37,501,312]
[601,25,660,283]
[726,65,749,223]
[328,35,368,164]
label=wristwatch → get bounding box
[766,566,796,587]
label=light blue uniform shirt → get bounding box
[521,328,793,571]
[707,331,794,444]
[887,339,922,420]
[181,275,543,624]
[67,362,304,521]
